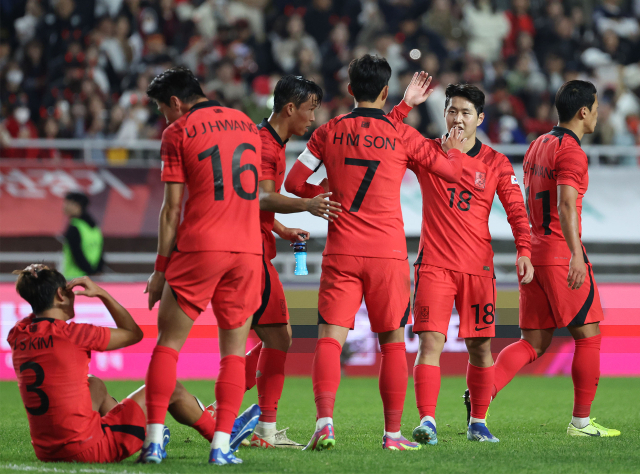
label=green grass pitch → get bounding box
[0,377,638,474]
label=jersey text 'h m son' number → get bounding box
[198,143,259,200]
[20,361,49,416]
[345,158,380,212]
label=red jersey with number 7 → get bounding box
[7,315,111,460]
[288,101,463,260]
[523,126,589,266]
[160,100,263,255]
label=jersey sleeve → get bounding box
[401,126,463,183]
[556,145,587,191]
[284,124,328,198]
[260,139,278,182]
[65,322,111,352]
[386,100,412,123]
[495,154,532,260]
[160,124,186,183]
[299,123,328,171]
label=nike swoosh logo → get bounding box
[475,326,490,331]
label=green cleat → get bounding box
[567,418,621,437]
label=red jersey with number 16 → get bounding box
[7,316,110,460]
[161,100,262,255]
[293,102,463,260]
[523,126,589,266]
[258,119,288,261]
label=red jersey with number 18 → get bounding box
[7,316,110,461]
[161,100,263,255]
[523,126,589,266]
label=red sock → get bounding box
[413,364,440,419]
[467,363,494,420]
[145,345,178,424]
[215,355,246,434]
[572,334,601,418]
[256,348,287,423]
[245,342,262,392]
[312,338,342,419]
[379,342,407,432]
[493,339,537,398]
[191,409,216,442]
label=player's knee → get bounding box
[170,381,189,404]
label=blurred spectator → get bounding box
[271,14,320,74]
[593,0,639,39]
[462,0,510,62]
[0,104,39,158]
[502,0,535,59]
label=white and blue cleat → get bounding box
[209,447,243,465]
[229,404,261,452]
[412,420,438,446]
[467,422,499,443]
[138,426,171,463]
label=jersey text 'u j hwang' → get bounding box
[523,126,589,266]
[160,100,263,255]
[296,101,463,260]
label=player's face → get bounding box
[290,96,319,136]
[444,96,484,141]
[156,99,183,124]
[584,95,598,134]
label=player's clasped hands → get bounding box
[306,192,341,222]
[441,127,467,153]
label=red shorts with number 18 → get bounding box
[412,264,496,339]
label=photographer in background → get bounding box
[62,192,104,279]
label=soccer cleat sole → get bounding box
[412,425,438,446]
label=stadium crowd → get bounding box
[1,0,639,163]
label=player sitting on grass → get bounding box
[486,80,620,438]
[391,84,533,444]
[285,55,465,451]
[7,265,258,463]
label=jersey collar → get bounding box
[466,138,483,157]
[31,317,56,323]
[339,107,395,129]
[550,126,581,146]
[188,99,222,114]
[258,119,288,146]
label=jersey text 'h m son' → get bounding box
[186,120,258,138]
[333,133,396,150]
[523,160,556,180]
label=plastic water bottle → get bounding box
[293,242,308,275]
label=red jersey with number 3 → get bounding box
[409,138,531,277]
[7,316,111,460]
[258,119,288,261]
[523,126,588,266]
[161,100,262,255]
[297,102,463,260]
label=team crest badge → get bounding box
[420,306,429,322]
[475,172,486,189]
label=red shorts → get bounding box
[61,398,146,463]
[166,250,262,329]
[318,255,411,333]
[253,256,289,325]
[519,263,604,330]
[413,264,496,339]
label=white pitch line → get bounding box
[0,464,172,474]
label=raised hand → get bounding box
[67,276,105,298]
[402,71,434,108]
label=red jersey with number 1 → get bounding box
[258,119,288,261]
[161,100,262,255]
[523,126,589,266]
[295,102,463,260]
[7,316,110,460]
[408,138,531,277]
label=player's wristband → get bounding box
[155,255,170,273]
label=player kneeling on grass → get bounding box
[8,266,257,463]
[487,80,620,438]
[391,84,534,444]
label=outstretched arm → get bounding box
[259,179,341,221]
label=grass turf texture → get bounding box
[0,377,637,474]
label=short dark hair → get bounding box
[273,75,324,113]
[444,84,485,115]
[147,67,206,106]
[65,191,89,211]
[348,54,392,103]
[555,80,597,123]
[14,266,67,314]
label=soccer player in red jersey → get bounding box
[143,67,264,465]
[240,75,341,449]
[284,55,466,451]
[391,84,533,445]
[489,80,620,437]
[8,265,225,463]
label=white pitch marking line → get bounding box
[0,464,172,474]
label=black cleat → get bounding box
[463,388,471,426]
